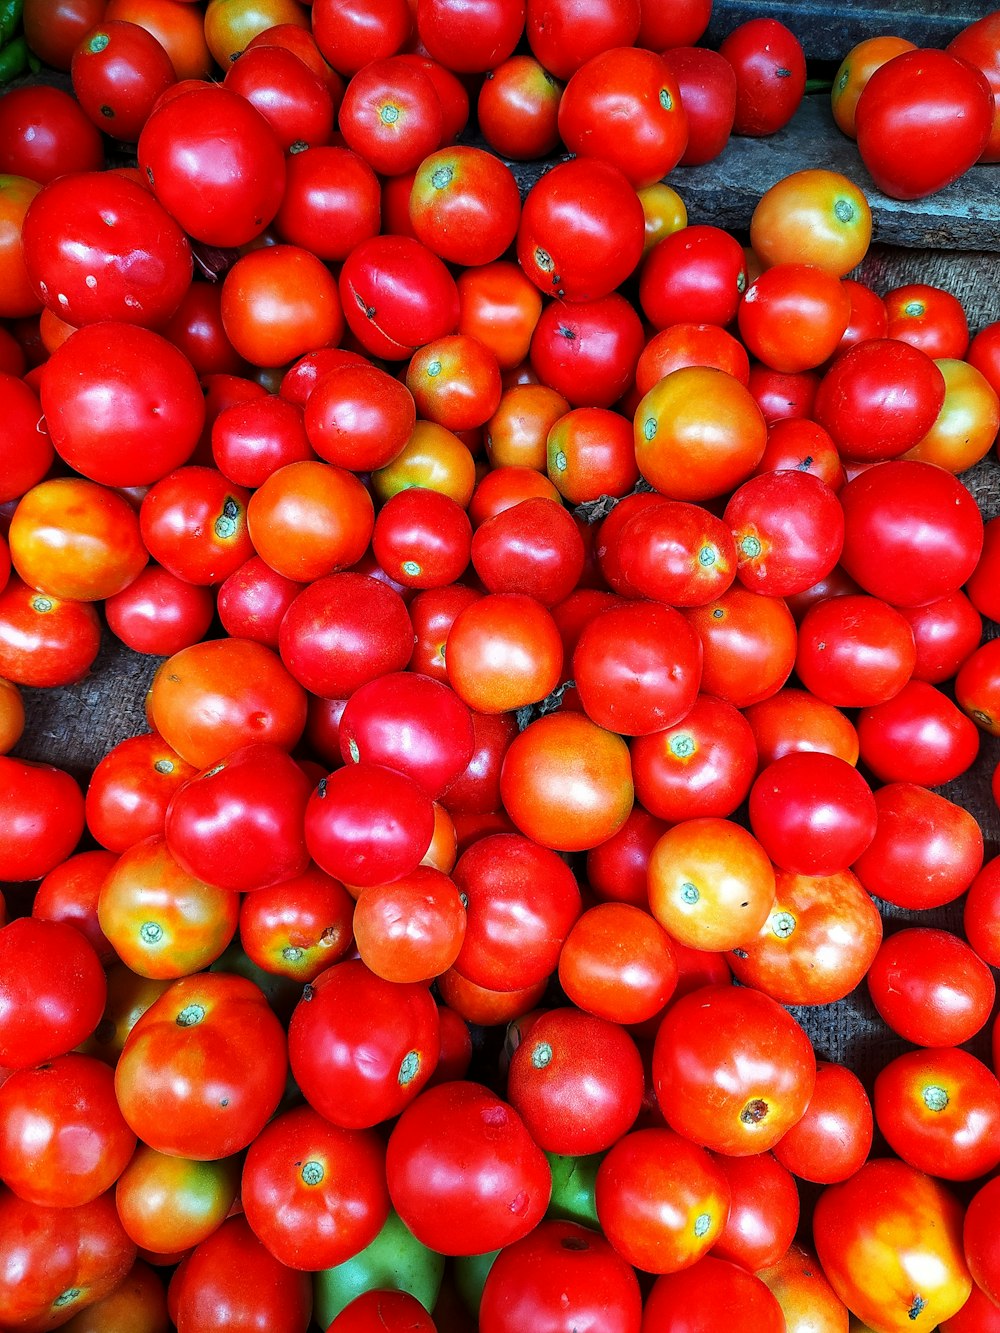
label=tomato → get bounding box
[337,56,442,177]
[104,0,214,81]
[653,983,816,1156]
[410,146,521,269]
[32,849,116,965]
[613,499,736,607]
[964,1174,1000,1307]
[558,47,687,188]
[636,324,749,393]
[683,585,797,709]
[525,0,640,82]
[724,469,844,597]
[311,0,411,74]
[476,54,562,160]
[852,782,983,911]
[636,367,767,502]
[867,927,995,1047]
[0,754,86,881]
[58,1258,170,1333]
[719,18,806,136]
[517,157,645,303]
[150,637,307,769]
[641,226,747,330]
[0,373,52,503]
[170,1214,312,1333]
[507,1007,643,1155]
[274,146,379,262]
[0,575,102,688]
[884,284,970,360]
[856,679,980,788]
[0,85,105,184]
[855,49,992,199]
[662,46,737,167]
[729,866,881,1006]
[750,169,872,275]
[416,0,523,73]
[940,1283,1000,1333]
[22,172,192,332]
[115,971,287,1160]
[631,694,757,824]
[595,1128,729,1275]
[85,732,196,853]
[558,901,677,1025]
[711,1151,799,1273]
[837,459,983,607]
[794,594,917,708]
[642,1256,787,1332]
[965,856,1000,967]
[223,43,335,152]
[906,358,1000,474]
[479,1218,640,1333]
[116,1144,240,1254]
[71,20,177,143]
[220,245,343,370]
[23,0,108,71]
[500,711,633,852]
[386,1080,550,1256]
[532,298,644,413]
[749,751,876,876]
[874,1046,1000,1182]
[647,816,775,953]
[813,1158,971,1332]
[446,592,563,714]
[0,1055,135,1209]
[898,591,981,685]
[340,235,460,361]
[0,1190,137,1333]
[814,339,945,463]
[772,1061,873,1186]
[830,35,917,138]
[329,1290,437,1333]
[451,832,581,991]
[289,959,439,1129]
[407,335,502,433]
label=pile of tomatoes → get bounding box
[2,1,1000,1331]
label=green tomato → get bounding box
[545,1151,603,1227]
[453,1249,500,1316]
[313,1208,445,1328]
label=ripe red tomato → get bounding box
[719,18,806,136]
[772,1060,873,1185]
[642,1256,787,1332]
[0,917,106,1070]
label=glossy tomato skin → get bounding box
[748,751,877,875]
[719,18,806,136]
[662,46,737,166]
[85,732,198,854]
[558,900,677,1024]
[0,754,85,881]
[795,594,917,708]
[479,1218,641,1333]
[856,679,980,787]
[772,1060,873,1185]
[725,469,844,598]
[867,928,995,1047]
[385,1080,551,1257]
[0,917,106,1070]
[170,1215,312,1333]
[964,1175,1000,1306]
[855,49,992,199]
[339,234,459,360]
[525,0,641,82]
[114,971,288,1161]
[653,983,816,1156]
[812,1159,972,1332]
[642,1256,787,1333]
[710,1151,799,1273]
[138,84,286,247]
[815,338,945,463]
[288,959,440,1129]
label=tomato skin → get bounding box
[138,84,286,247]
[328,1290,437,1333]
[815,339,945,464]
[0,917,107,1073]
[738,263,851,374]
[725,468,845,598]
[684,585,797,710]
[794,594,917,708]
[170,1215,312,1333]
[339,235,460,361]
[867,927,995,1047]
[852,783,983,911]
[750,169,872,276]
[0,85,105,184]
[288,959,440,1130]
[0,754,85,881]
[386,1080,551,1257]
[964,856,1000,967]
[772,1060,873,1186]
[115,1144,240,1255]
[241,1104,389,1272]
[507,1007,644,1156]
[416,0,524,74]
[558,900,677,1025]
[596,1128,730,1275]
[410,146,521,269]
[641,1256,787,1333]
[653,983,816,1156]
[640,225,747,330]
[662,46,737,167]
[115,971,288,1161]
[964,1175,1000,1307]
[855,49,993,199]
[719,20,806,137]
[525,0,641,83]
[0,1054,136,1209]
[710,1151,799,1273]
[813,1158,971,1333]
[479,1218,641,1333]
[749,751,876,876]
[856,679,980,788]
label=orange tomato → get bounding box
[750,170,872,276]
[830,35,917,137]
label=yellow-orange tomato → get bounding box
[830,35,917,137]
[904,358,1000,473]
[221,245,343,369]
[635,366,767,501]
[372,419,477,508]
[204,0,309,68]
[637,182,687,255]
[750,170,872,276]
[104,0,213,80]
[485,384,570,472]
[353,866,467,984]
[0,677,25,755]
[757,1242,850,1333]
[647,816,776,951]
[420,802,458,873]
[148,637,307,768]
[0,176,42,319]
[9,478,148,602]
[75,964,173,1066]
[56,1258,170,1333]
[116,1143,241,1253]
[499,711,634,853]
[813,1158,972,1333]
[247,459,374,582]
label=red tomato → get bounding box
[70,20,176,143]
[238,864,355,983]
[642,1256,787,1332]
[724,469,844,597]
[339,235,459,360]
[794,594,917,707]
[856,679,980,788]
[772,1060,873,1185]
[719,18,806,136]
[653,983,816,1156]
[338,56,442,177]
[410,146,521,268]
[85,731,198,853]
[386,1080,550,1256]
[867,927,995,1047]
[532,297,644,412]
[749,751,876,876]
[0,917,106,1070]
[663,46,737,166]
[0,84,105,183]
[738,263,851,373]
[855,49,992,199]
[476,54,562,160]
[558,900,678,1025]
[0,754,85,881]
[710,1151,799,1273]
[525,0,640,82]
[684,585,797,709]
[353,865,466,984]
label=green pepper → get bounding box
[0,33,27,84]
[0,0,22,47]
